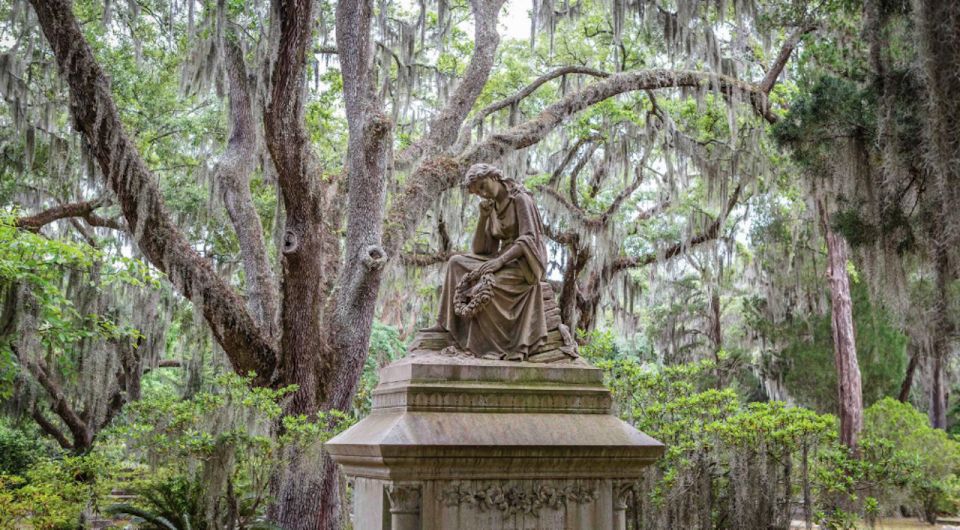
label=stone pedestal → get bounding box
[325,353,663,530]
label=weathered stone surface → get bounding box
[326,354,664,529]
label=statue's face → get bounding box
[467,176,499,199]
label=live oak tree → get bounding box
[17,0,824,527]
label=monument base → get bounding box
[325,353,663,530]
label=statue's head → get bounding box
[462,163,504,199]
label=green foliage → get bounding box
[863,398,960,522]
[106,475,206,530]
[577,328,621,361]
[111,372,353,528]
[770,282,907,414]
[803,399,960,528]
[0,454,116,530]
[773,75,874,170]
[0,213,157,396]
[0,419,47,476]
[105,473,283,530]
[591,350,960,527]
[595,355,837,528]
[711,401,836,452]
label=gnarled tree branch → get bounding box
[548,134,602,187]
[455,66,610,151]
[460,69,764,166]
[216,36,279,339]
[760,25,817,95]
[396,0,507,166]
[14,197,118,232]
[31,402,74,450]
[29,0,277,385]
[611,184,742,273]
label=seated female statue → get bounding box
[422,163,548,360]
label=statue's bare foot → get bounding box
[419,324,446,333]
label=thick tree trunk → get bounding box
[576,273,603,335]
[263,1,339,528]
[558,240,589,330]
[821,204,863,449]
[915,0,959,430]
[559,248,580,329]
[931,353,947,429]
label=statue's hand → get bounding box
[475,257,504,277]
[478,199,494,213]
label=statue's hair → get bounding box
[462,163,526,195]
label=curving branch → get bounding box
[29,0,277,385]
[14,197,120,232]
[567,142,599,209]
[455,66,610,151]
[396,0,508,166]
[24,357,92,450]
[548,135,602,187]
[31,402,74,450]
[539,165,645,231]
[460,69,765,166]
[594,165,645,223]
[759,25,817,95]
[541,223,579,246]
[610,184,742,273]
[216,36,279,339]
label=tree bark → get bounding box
[263,1,339,528]
[930,241,951,429]
[29,0,277,386]
[819,201,863,449]
[898,343,919,403]
[216,37,279,339]
[397,0,507,166]
[14,197,122,232]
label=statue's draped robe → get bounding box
[438,188,548,359]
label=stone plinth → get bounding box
[325,353,663,530]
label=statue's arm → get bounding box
[495,243,525,266]
[471,204,497,255]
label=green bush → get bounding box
[110,372,352,529]
[0,454,115,530]
[774,283,907,415]
[0,419,46,476]
[596,357,837,529]
[863,398,960,522]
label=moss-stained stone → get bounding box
[326,353,663,529]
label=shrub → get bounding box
[0,454,115,530]
[863,397,960,523]
[110,372,353,528]
[0,419,46,476]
